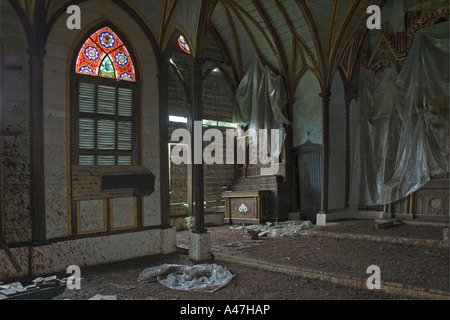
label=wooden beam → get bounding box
[158,56,171,228]
[0,240,22,272]
[190,57,205,234]
[252,0,292,100]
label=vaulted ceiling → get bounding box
[11,0,388,97]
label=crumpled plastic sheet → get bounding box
[138,264,235,293]
[232,56,291,165]
[245,220,315,238]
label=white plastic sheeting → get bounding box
[138,264,235,293]
[245,220,315,238]
[350,21,449,207]
[232,56,291,162]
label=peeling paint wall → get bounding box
[0,229,176,281]
[0,0,32,245]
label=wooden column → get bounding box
[186,101,194,215]
[28,0,47,243]
[189,57,205,234]
[344,84,353,208]
[320,88,331,213]
[285,100,298,212]
[158,56,171,228]
[0,42,4,242]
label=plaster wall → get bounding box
[293,71,322,147]
[0,228,176,281]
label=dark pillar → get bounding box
[28,0,47,243]
[319,88,331,213]
[344,84,353,208]
[285,100,298,213]
[190,57,205,234]
[158,55,171,228]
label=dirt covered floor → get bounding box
[53,219,449,301]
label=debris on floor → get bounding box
[375,220,403,229]
[0,276,65,300]
[138,264,235,293]
[89,294,117,300]
[243,220,315,238]
[0,282,27,297]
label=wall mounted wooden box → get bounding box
[71,165,155,200]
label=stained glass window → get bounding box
[73,26,139,167]
[177,35,191,54]
[75,27,136,82]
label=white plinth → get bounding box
[189,231,213,262]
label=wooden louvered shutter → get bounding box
[76,81,135,166]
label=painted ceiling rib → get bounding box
[295,0,326,83]
[163,0,183,46]
[210,20,241,80]
[228,0,278,56]
[328,0,369,83]
[158,0,170,46]
[220,1,244,78]
[275,0,319,77]
[45,0,53,14]
[252,0,285,70]
[327,0,340,52]
[23,0,403,91]
[225,0,280,75]
[333,4,372,83]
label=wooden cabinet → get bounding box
[222,190,271,224]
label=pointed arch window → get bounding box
[177,35,191,55]
[72,26,140,167]
[76,26,136,81]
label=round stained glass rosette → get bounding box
[79,66,94,75]
[115,52,129,66]
[85,46,99,61]
[99,32,115,49]
[120,73,133,81]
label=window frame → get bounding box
[70,25,142,168]
[69,25,145,237]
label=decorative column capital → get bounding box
[27,47,46,66]
[27,47,46,57]
[157,71,169,87]
[319,88,332,104]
